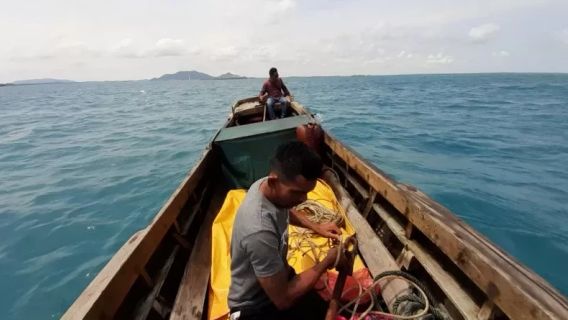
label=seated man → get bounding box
[228,141,344,320]
[259,67,292,120]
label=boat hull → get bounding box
[62,97,568,320]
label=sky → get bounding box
[1,0,567,82]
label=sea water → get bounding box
[1,74,567,319]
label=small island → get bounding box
[12,78,75,85]
[151,70,246,81]
[1,78,75,87]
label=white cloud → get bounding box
[111,38,191,58]
[560,28,568,45]
[469,23,501,43]
[275,0,296,12]
[319,28,391,64]
[55,42,100,57]
[492,50,510,57]
[2,0,568,81]
[247,45,279,62]
[211,46,240,61]
[9,41,100,61]
[426,53,454,64]
[397,50,414,59]
[148,38,187,57]
[110,39,140,58]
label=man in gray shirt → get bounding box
[228,141,344,320]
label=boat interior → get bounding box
[227,96,301,126]
[62,98,568,320]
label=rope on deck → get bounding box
[290,199,449,320]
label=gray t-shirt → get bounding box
[228,178,290,309]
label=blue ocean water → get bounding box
[1,74,567,319]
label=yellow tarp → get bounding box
[208,179,365,320]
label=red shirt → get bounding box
[260,78,290,99]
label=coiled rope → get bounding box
[296,199,344,227]
[336,270,449,320]
[290,200,448,320]
[288,199,345,264]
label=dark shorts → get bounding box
[229,290,327,320]
[229,267,328,320]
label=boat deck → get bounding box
[61,97,568,320]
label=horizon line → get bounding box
[3,71,568,85]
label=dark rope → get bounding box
[373,270,450,320]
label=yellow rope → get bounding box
[289,199,432,319]
[295,199,344,227]
[287,199,344,264]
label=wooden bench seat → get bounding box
[170,191,225,320]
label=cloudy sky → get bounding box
[1,0,567,82]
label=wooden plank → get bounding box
[396,247,414,270]
[140,269,154,288]
[170,190,224,320]
[173,221,182,234]
[404,222,414,239]
[322,171,410,311]
[62,148,214,320]
[334,164,370,201]
[289,101,308,115]
[134,246,180,320]
[477,300,495,320]
[373,203,480,319]
[362,190,377,218]
[134,182,212,320]
[152,299,171,319]
[172,233,191,250]
[324,132,568,320]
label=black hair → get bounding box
[270,141,322,181]
[269,67,278,77]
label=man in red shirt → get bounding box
[259,67,292,120]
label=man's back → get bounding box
[228,178,290,309]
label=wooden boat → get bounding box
[63,97,568,320]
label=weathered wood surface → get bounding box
[373,203,480,319]
[134,246,180,320]
[62,148,213,320]
[322,170,410,311]
[232,97,308,117]
[134,183,212,320]
[169,190,224,320]
[324,132,568,320]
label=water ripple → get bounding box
[1,75,568,319]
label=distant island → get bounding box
[1,78,75,87]
[2,71,248,87]
[11,78,75,85]
[151,70,246,81]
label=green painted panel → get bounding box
[214,115,312,188]
[214,115,312,142]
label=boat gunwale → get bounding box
[61,96,568,320]
[61,146,215,319]
[323,130,568,320]
[61,99,307,319]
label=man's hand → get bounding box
[312,222,342,241]
[285,95,292,103]
[323,246,349,271]
[290,208,342,240]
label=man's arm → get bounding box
[290,207,342,240]
[257,247,340,310]
[259,82,268,101]
[280,79,291,97]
